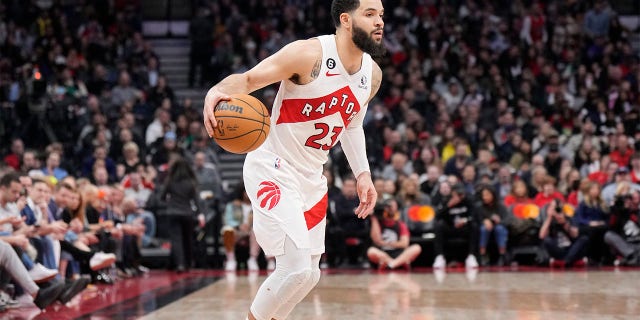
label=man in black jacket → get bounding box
[432,183,479,269]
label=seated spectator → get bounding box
[381,152,413,182]
[443,142,472,178]
[539,199,589,267]
[0,240,66,309]
[41,151,68,180]
[601,166,640,205]
[533,175,565,208]
[3,138,24,170]
[574,181,609,263]
[396,177,430,211]
[504,180,533,207]
[221,184,260,272]
[432,183,478,269]
[335,175,370,266]
[367,199,421,270]
[604,188,640,265]
[82,146,117,181]
[20,177,67,271]
[419,165,442,198]
[117,141,143,176]
[476,185,509,266]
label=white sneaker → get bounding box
[247,258,259,271]
[433,255,446,269]
[465,255,479,269]
[90,252,116,271]
[28,263,58,283]
[225,259,237,272]
[267,259,276,271]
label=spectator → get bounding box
[601,167,640,205]
[573,181,609,264]
[221,184,259,271]
[188,8,213,88]
[533,176,565,208]
[432,183,478,269]
[604,189,640,266]
[334,175,369,266]
[443,142,472,178]
[476,185,509,266]
[367,199,421,270]
[539,199,589,267]
[192,151,223,203]
[583,0,612,39]
[381,152,413,182]
[3,138,24,170]
[41,151,68,180]
[504,180,533,208]
[160,159,204,273]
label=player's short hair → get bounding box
[331,0,360,28]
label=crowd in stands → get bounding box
[0,0,639,310]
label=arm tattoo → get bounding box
[310,59,321,79]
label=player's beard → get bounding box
[352,22,386,58]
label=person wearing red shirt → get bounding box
[367,199,421,270]
[629,153,640,183]
[504,180,534,207]
[534,175,565,208]
[2,138,24,171]
[609,135,634,168]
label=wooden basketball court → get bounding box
[140,268,640,320]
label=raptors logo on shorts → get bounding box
[257,181,281,210]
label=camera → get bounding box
[554,203,563,214]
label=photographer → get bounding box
[366,199,421,270]
[539,199,589,267]
[604,189,640,266]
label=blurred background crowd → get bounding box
[0,0,639,310]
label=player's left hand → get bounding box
[355,172,377,219]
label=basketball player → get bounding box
[203,1,384,319]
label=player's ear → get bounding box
[340,12,351,30]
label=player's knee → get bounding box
[279,268,312,294]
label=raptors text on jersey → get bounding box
[255,35,373,175]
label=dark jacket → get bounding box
[436,197,477,226]
[476,201,510,223]
[162,178,200,216]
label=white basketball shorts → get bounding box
[243,149,328,257]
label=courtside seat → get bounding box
[507,203,547,265]
[406,205,436,244]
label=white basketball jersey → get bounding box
[256,35,373,176]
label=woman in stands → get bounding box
[573,181,609,264]
[476,185,509,266]
[161,158,205,272]
[503,180,533,207]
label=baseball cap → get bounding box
[418,132,430,140]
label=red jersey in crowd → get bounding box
[534,191,565,208]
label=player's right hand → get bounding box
[203,88,231,137]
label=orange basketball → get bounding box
[212,94,270,154]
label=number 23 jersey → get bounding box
[256,34,373,176]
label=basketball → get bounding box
[212,93,270,154]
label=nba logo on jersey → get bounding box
[358,75,368,89]
[257,181,281,210]
[274,157,281,169]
